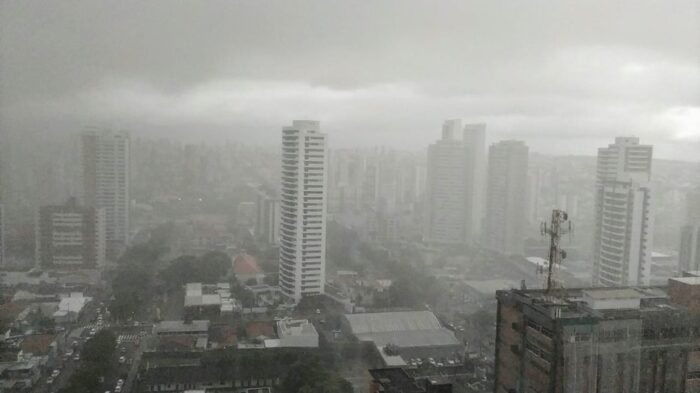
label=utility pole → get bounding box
[540,209,571,293]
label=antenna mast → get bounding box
[540,209,571,293]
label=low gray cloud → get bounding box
[1,0,698,159]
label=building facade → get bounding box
[255,187,280,246]
[463,123,487,243]
[423,120,466,244]
[680,191,700,274]
[0,203,4,267]
[82,128,130,258]
[494,282,700,393]
[593,137,653,287]
[483,140,529,255]
[36,198,106,269]
[278,121,327,303]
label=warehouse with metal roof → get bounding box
[342,311,463,366]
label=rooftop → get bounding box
[369,368,425,393]
[670,276,700,285]
[344,311,442,334]
[344,311,460,348]
[153,320,210,335]
[277,319,317,338]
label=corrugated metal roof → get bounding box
[357,329,460,348]
[344,311,442,334]
[344,311,460,348]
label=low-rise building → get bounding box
[0,358,43,392]
[343,311,462,367]
[275,319,319,348]
[153,320,210,337]
[53,292,91,323]
[369,367,453,393]
[184,283,238,318]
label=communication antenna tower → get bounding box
[540,209,572,294]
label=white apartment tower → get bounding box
[278,121,328,303]
[483,140,529,255]
[593,137,653,287]
[424,120,467,244]
[82,129,130,258]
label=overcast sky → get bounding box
[1,1,699,159]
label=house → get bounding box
[233,253,265,284]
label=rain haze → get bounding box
[1,0,699,158]
[1,2,700,393]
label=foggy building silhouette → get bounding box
[423,120,486,245]
[483,140,529,255]
[680,191,700,274]
[81,128,130,258]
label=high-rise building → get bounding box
[423,120,467,244]
[0,203,4,267]
[82,128,130,258]
[255,187,280,246]
[483,140,529,255]
[680,191,700,274]
[463,123,487,242]
[593,137,653,287]
[494,281,700,393]
[278,121,327,303]
[36,197,106,269]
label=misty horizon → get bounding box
[2,1,699,160]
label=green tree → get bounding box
[82,330,117,366]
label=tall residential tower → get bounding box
[593,137,653,287]
[423,120,487,245]
[483,140,529,255]
[423,120,467,244]
[278,121,328,303]
[82,128,130,258]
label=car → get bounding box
[119,356,126,364]
[46,377,54,384]
[73,354,80,361]
[115,386,122,393]
[51,369,60,377]
[117,378,124,386]
[120,346,126,353]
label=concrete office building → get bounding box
[36,198,106,269]
[483,140,529,255]
[593,137,653,287]
[494,282,700,393]
[278,121,327,303]
[680,191,700,274]
[82,128,130,258]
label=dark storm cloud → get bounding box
[1,0,699,158]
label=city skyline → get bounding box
[1,1,698,160]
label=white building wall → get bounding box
[278,121,327,303]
